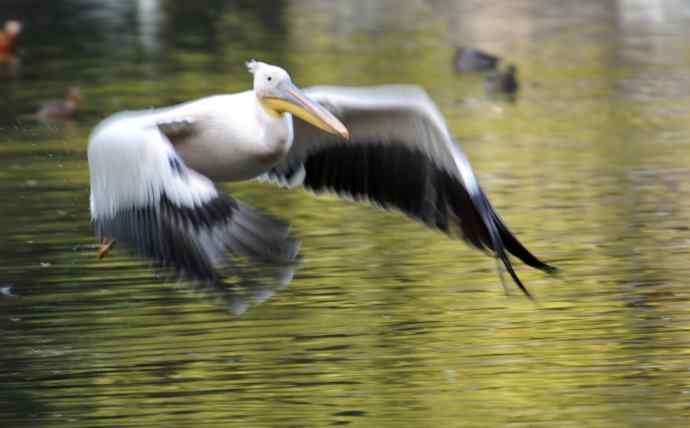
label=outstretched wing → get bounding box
[88,111,299,281]
[263,85,555,297]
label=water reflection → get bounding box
[1,1,690,427]
[137,0,162,53]
[171,260,299,316]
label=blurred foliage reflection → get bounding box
[1,1,690,427]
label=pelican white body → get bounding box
[86,60,554,294]
[90,92,293,184]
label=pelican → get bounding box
[88,60,556,298]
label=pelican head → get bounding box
[247,60,349,140]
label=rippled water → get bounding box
[2,1,690,426]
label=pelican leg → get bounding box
[97,238,116,259]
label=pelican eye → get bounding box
[267,76,272,81]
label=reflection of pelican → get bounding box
[180,260,298,315]
[88,60,555,298]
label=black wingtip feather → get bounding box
[299,140,555,298]
[95,193,300,282]
[487,201,558,275]
[500,252,534,300]
[470,187,534,299]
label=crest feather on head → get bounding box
[246,59,260,74]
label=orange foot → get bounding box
[97,239,116,259]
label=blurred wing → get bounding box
[88,112,299,281]
[263,85,555,296]
[267,85,457,177]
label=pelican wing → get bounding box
[88,112,299,281]
[264,85,555,296]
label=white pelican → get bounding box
[88,60,556,298]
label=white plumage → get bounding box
[88,111,218,219]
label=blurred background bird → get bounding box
[0,20,22,60]
[33,87,82,120]
[454,47,499,72]
[484,64,519,98]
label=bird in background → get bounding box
[88,60,555,299]
[35,87,82,119]
[454,47,499,73]
[0,20,22,63]
[453,47,520,99]
[19,87,83,121]
[485,64,519,96]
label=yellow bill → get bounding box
[262,81,350,140]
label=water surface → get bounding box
[2,1,690,427]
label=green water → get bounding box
[2,1,690,426]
